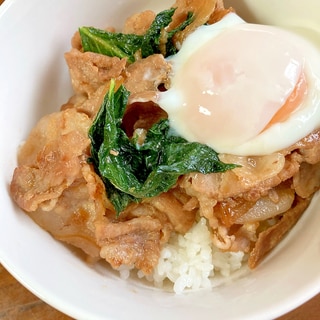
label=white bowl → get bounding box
[1,0,320,319]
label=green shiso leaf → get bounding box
[88,80,238,215]
[79,8,194,62]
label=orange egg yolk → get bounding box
[264,72,308,130]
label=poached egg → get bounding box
[158,13,320,155]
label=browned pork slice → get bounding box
[248,196,311,268]
[122,10,156,35]
[97,215,164,274]
[167,0,221,50]
[64,48,126,97]
[10,108,91,212]
[62,48,127,119]
[10,109,106,258]
[124,54,171,103]
[95,190,198,274]
[178,130,320,267]
[10,107,195,273]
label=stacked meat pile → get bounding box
[10,0,320,276]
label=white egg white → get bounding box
[158,13,320,156]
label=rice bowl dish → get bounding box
[1,0,320,319]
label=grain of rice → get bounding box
[135,218,245,293]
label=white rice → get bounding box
[119,218,246,294]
